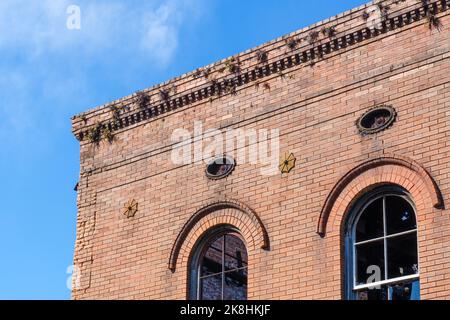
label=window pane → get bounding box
[356,240,385,285]
[224,234,248,272]
[200,274,222,300]
[357,280,420,301]
[385,196,416,235]
[389,282,415,300]
[223,270,247,300]
[356,198,384,242]
[387,232,419,279]
[356,286,388,300]
[201,236,223,277]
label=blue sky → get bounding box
[0,0,368,300]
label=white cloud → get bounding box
[0,0,205,147]
[141,2,181,65]
[0,0,70,55]
[0,0,204,65]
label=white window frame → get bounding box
[347,190,420,299]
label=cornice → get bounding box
[71,0,450,143]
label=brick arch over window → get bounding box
[168,200,269,272]
[317,156,444,238]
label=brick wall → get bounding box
[71,0,450,300]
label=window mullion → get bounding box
[352,236,357,291]
[382,196,389,300]
[222,235,225,301]
[197,263,201,300]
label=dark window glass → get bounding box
[389,280,420,300]
[355,198,384,242]
[356,239,385,285]
[200,274,221,300]
[390,283,412,300]
[205,156,235,180]
[356,280,420,301]
[357,106,396,135]
[356,286,388,301]
[196,232,247,300]
[224,270,247,300]
[224,234,248,271]
[201,237,223,277]
[387,232,419,279]
[385,196,416,235]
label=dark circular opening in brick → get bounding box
[205,156,235,180]
[357,106,396,135]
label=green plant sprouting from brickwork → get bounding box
[193,68,211,80]
[321,26,336,38]
[80,115,88,124]
[86,123,103,145]
[159,85,177,103]
[421,1,444,32]
[224,57,241,74]
[102,126,115,144]
[285,37,301,51]
[306,31,320,45]
[255,50,269,64]
[86,122,115,145]
[135,91,151,109]
[110,105,121,123]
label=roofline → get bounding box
[71,0,380,119]
[71,0,449,143]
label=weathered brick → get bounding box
[71,0,450,300]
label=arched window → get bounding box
[345,187,420,300]
[189,227,248,300]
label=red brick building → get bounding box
[71,0,450,300]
